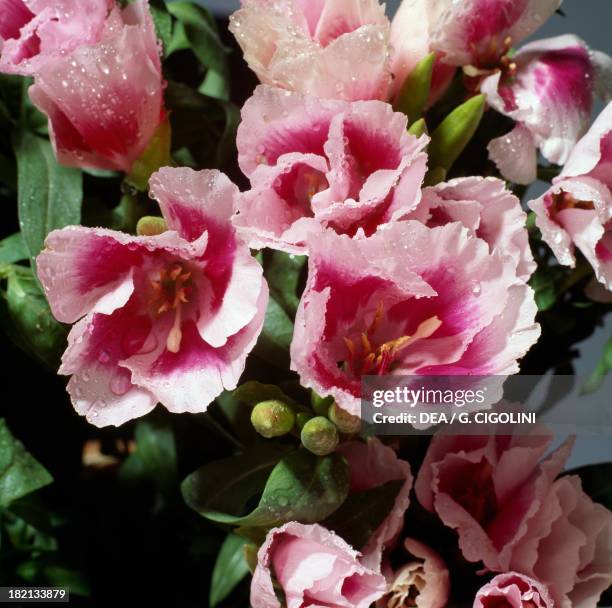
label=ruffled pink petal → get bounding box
[431,0,560,67]
[528,177,612,289]
[474,572,553,608]
[417,176,536,280]
[60,303,157,427]
[237,84,343,177]
[482,35,604,166]
[0,0,112,75]
[251,522,386,608]
[338,438,413,569]
[29,1,162,171]
[36,226,203,324]
[562,101,612,186]
[488,124,538,185]
[124,285,268,414]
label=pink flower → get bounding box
[513,474,612,608]
[474,572,553,608]
[234,85,428,253]
[338,438,413,569]
[229,0,391,101]
[290,221,539,415]
[27,0,165,172]
[416,431,612,607]
[484,35,612,184]
[414,430,571,572]
[406,176,536,281]
[0,0,112,75]
[528,102,612,289]
[36,168,268,427]
[378,538,450,608]
[428,0,561,69]
[251,522,387,608]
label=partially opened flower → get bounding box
[234,85,428,253]
[406,176,535,280]
[290,221,539,415]
[378,539,449,608]
[0,0,111,75]
[229,0,392,101]
[528,102,612,289]
[27,0,165,173]
[474,573,553,608]
[36,167,268,427]
[484,35,612,184]
[251,522,387,608]
[338,438,412,569]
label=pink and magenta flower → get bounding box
[229,0,392,101]
[338,438,413,569]
[528,102,612,289]
[290,221,540,415]
[484,35,612,183]
[473,573,553,608]
[234,85,428,253]
[416,431,612,607]
[27,0,165,173]
[36,167,268,427]
[251,522,387,608]
[0,0,111,75]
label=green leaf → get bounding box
[120,418,178,493]
[394,52,435,125]
[428,94,486,172]
[0,233,28,265]
[0,419,53,508]
[529,265,565,311]
[13,131,82,269]
[191,450,350,528]
[0,265,67,369]
[324,479,403,549]
[581,338,612,395]
[0,73,22,126]
[209,534,250,607]
[253,296,293,368]
[564,463,612,510]
[149,1,173,56]
[166,2,229,75]
[264,251,306,318]
[182,443,291,521]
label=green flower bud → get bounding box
[310,391,334,416]
[407,118,428,138]
[296,412,313,431]
[394,52,435,125]
[136,216,167,236]
[328,403,361,435]
[300,416,339,456]
[250,400,295,438]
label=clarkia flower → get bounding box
[251,522,387,608]
[234,85,428,253]
[528,102,612,289]
[416,431,612,607]
[0,0,111,75]
[378,538,450,608]
[27,0,165,173]
[36,167,268,427]
[484,35,612,184]
[473,573,553,608]
[338,438,413,569]
[229,0,392,101]
[290,221,540,415]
